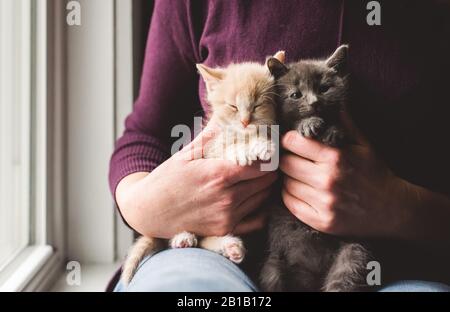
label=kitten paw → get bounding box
[169,231,198,249]
[222,236,246,264]
[225,147,253,166]
[249,139,275,162]
[298,117,325,138]
[322,126,345,147]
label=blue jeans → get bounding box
[114,248,450,292]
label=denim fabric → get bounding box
[114,248,449,292]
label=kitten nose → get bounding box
[241,118,250,128]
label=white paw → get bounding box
[249,140,275,161]
[169,232,198,249]
[222,236,246,264]
[225,147,253,166]
[237,148,253,166]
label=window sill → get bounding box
[50,262,121,292]
[0,245,53,291]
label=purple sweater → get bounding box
[110,0,450,197]
[109,0,450,283]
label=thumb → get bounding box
[177,123,221,160]
[340,110,368,146]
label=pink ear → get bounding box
[196,64,224,93]
[273,51,286,64]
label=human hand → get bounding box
[116,126,278,238]
[280,113,407,238]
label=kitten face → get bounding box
[197,62,277,131]
[268,45,349,131]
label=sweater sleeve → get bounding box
[109,0,203,199]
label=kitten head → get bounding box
[197,53,284,131]
[268,45,349,131]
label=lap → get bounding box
[114,248,257,292]
[114,248,449,292]
[379,280,450,292]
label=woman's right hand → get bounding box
[115,127,278,238]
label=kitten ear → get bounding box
[273,50,286,64]
[325,44,349,73]
[196,64,224,93]
[267,55,288,79]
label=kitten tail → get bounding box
[121,236,163,285]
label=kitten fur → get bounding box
[120,53,283,285]
[260,45,374,292]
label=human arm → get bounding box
[280,114,450,246]
[110,1,277,237]
[116,129,277,238]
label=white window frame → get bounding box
[0,0,65,292]
[1,0,139,291]
[0,0,32,272]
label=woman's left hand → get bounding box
[280,113,408,238]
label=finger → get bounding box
[192,154,273,187]
[340,110,368,146]
[178,124,221,160]
[231,171,278,203]
[220,162,273,186]
[234,187,271,222]
[283,176,325,208]
[282,131,339,163]
[280,153,321,188]
[282,189,320,225]
[233,212,267,235]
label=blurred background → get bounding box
[0,0,153,291]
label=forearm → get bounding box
[115,171,179,239]
[116,172,154,235]
[392,176,450,246]
[110,0,202,223]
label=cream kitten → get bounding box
[199,60,279,165]
[121,52,284,285]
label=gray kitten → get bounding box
[260,45,374,292]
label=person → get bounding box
[109,0,450,292]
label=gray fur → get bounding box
[261,45,373,292]
[270,46,349,146]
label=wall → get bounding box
[65,0,147,263]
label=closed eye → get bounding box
[227,104,238,111]
[253,104,262,112]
